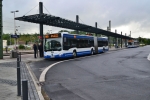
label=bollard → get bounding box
[17,56,21,96]
[17,52,19,59]
[22,80,28,100]
[19,52,21,62]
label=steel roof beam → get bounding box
[15,13,133,39]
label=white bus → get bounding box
[127,39,139,48]
[44,32,108,59]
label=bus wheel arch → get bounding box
[91,48,94,55]
[73,50,77,58]
[103,48,105,53]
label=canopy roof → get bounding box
[15,13,132,39]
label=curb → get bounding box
[3,52,34,56]
[25,63,45,100]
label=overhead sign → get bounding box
[11,35,20,38]
[44,33,61,39]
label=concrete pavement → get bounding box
[0,62,21,100]
[0,51,44,100]
[0,47,126,100]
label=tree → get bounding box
[137,36,150,45]
[2,33,13,45]
[58,30,70,33]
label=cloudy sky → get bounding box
[3,0,150,38]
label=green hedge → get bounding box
[19,45,25,49]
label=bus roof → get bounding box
[61,32,108,41]
[60,32,108,38]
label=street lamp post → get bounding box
[10,33,11,45]
[15,26,20,45]
[11,10,19,48]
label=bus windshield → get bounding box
[128,42,132,45]
[45,39,62,51]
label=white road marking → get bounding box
[147,54,150,61]
[39,48,127,83]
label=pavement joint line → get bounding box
[25,63,44,100]
[39,48,127,83]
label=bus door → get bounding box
[94,37,98,53]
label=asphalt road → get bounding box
[30,46,150,100]
[29,59,62,80]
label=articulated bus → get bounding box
[44,32,109,59]
[127,39,139,48]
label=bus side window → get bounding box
[77,40,80,48]
[85,39,89,47]
[80,39,84,48]
[89,40,91,47]
[63,42,67,50]
[63,37,69,50]
[72,39,77,47]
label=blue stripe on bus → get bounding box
[44,55,51,59]
[77,51,91,56]
[44,50,90,59]
[98,49,109,53]
[98,49,103,53]
[44,49,109,59]
[62,53,73,58]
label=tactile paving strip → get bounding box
[0,78,17,86]
[0,61,40,100]
[0,62,17,68]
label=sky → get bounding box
[2,0,150,38]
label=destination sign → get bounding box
[44,33,61,38]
